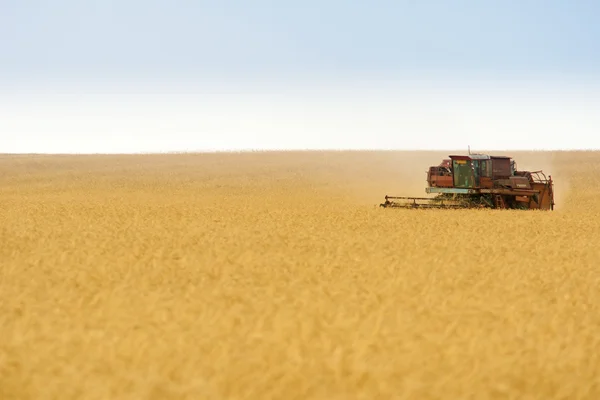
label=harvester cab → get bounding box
[381,153,555,210]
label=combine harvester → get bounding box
[381,152,555,210]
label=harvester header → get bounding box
[381,153,554,210]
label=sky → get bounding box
[1,0,599,153]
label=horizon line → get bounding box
[2,148,600,156]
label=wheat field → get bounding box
[1,150,599,400]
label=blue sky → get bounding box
[1,1,599,152]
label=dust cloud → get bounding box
[297,151,450,206]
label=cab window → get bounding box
[453,159,474,188]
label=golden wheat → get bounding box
[1,151,599,399]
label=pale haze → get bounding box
[2,1,599,153]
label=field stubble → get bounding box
[1,151,599,399]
